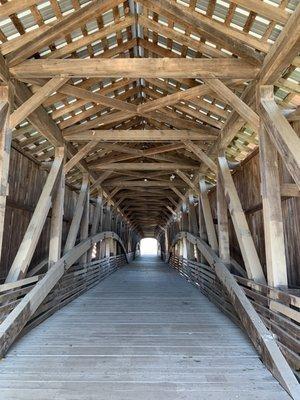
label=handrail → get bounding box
[0,231,129,358]
[170,232,300,399]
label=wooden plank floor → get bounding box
[0,256,290,399]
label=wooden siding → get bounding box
[0,148,93,281]
[209,150,300,287]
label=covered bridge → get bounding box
[0,0,299,399]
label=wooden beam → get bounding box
[138,0,265,64]
[259,85,300,189]
[259,123,288,288]
[171,187,186,202]
[80,182,90,264]
[259,2,300,85]
[228,0,289,25]
[218,157,266,284]
[199,179,218,252]
[176,170,198,193]
[0,0,44,19]
[281,183,300,197]
[47,16,135,60]
[138,15,227,59]
[0,85,12,264]
[92,162,197,171]
[217,167,230,265]
[48,162,65,269]
[183,140,217,173]
[10,59,260,79]
[6,0,124,67]
[9,80,134,232]
[64,130,217,142]
[64,141,99,174]
[5,147,64,282]
[137,84,212,114]
[90,171,113,191]
[13,80,63,147]
[64,174,89,254]
[203,78,260,131]
[103,181,181,187]
[9,77,69,129]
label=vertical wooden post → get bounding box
[64,173,89,254]
[87,191,103,262]
[217,167,230,264]
[48,149,65,268]
[79,181,90,264]
[199,179,218,252]
[259,122,288,288]
[0,85,12,263]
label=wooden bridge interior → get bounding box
[0,0,299,399]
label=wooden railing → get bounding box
[169,253,300,377]
[0,252,134,336]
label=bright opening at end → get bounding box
[140,238,158,256]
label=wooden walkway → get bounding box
[0,256,290,399]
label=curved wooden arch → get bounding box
[0,231,129,358]
[169,231,299,399]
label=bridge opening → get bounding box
[140,238,158,256]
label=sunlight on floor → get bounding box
[140,238,158,256]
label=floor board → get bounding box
[0,256,291,399]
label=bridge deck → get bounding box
[0,256,290,399]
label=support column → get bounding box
[64,173,89,254]
[217,167,230,265]
[79,181,90,264]
[0,85,12,263]
[259,122,288,288]
[87,191,103,262]
[199,179,218,252]
[49,152,65,268]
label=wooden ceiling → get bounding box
[0,0,299,237]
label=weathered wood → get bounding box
[138,0,265,63]
[0,85,12,264]
[10,59,260,79]
[218,157,266,284]
[80,182,90,264]
[258,123,288,288]
[6,0,124,67]
[9,77,69,130]
[176,170,198,193]
[172,232,300,400]
[48,156,65,268]
[199,179,218,252]
[0,232,128,357]
[64,141,99,174]
[64,174,89,254]
[183,140,217,173]
[259,85,300,189]
[204,78,260,131]
[217,169,230,265]
[0,0,44,19]
[259,3,300,85]
[87,193,103,263]
[5,147,64,283]
[64,130,217,142]
[92,163,198,171]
